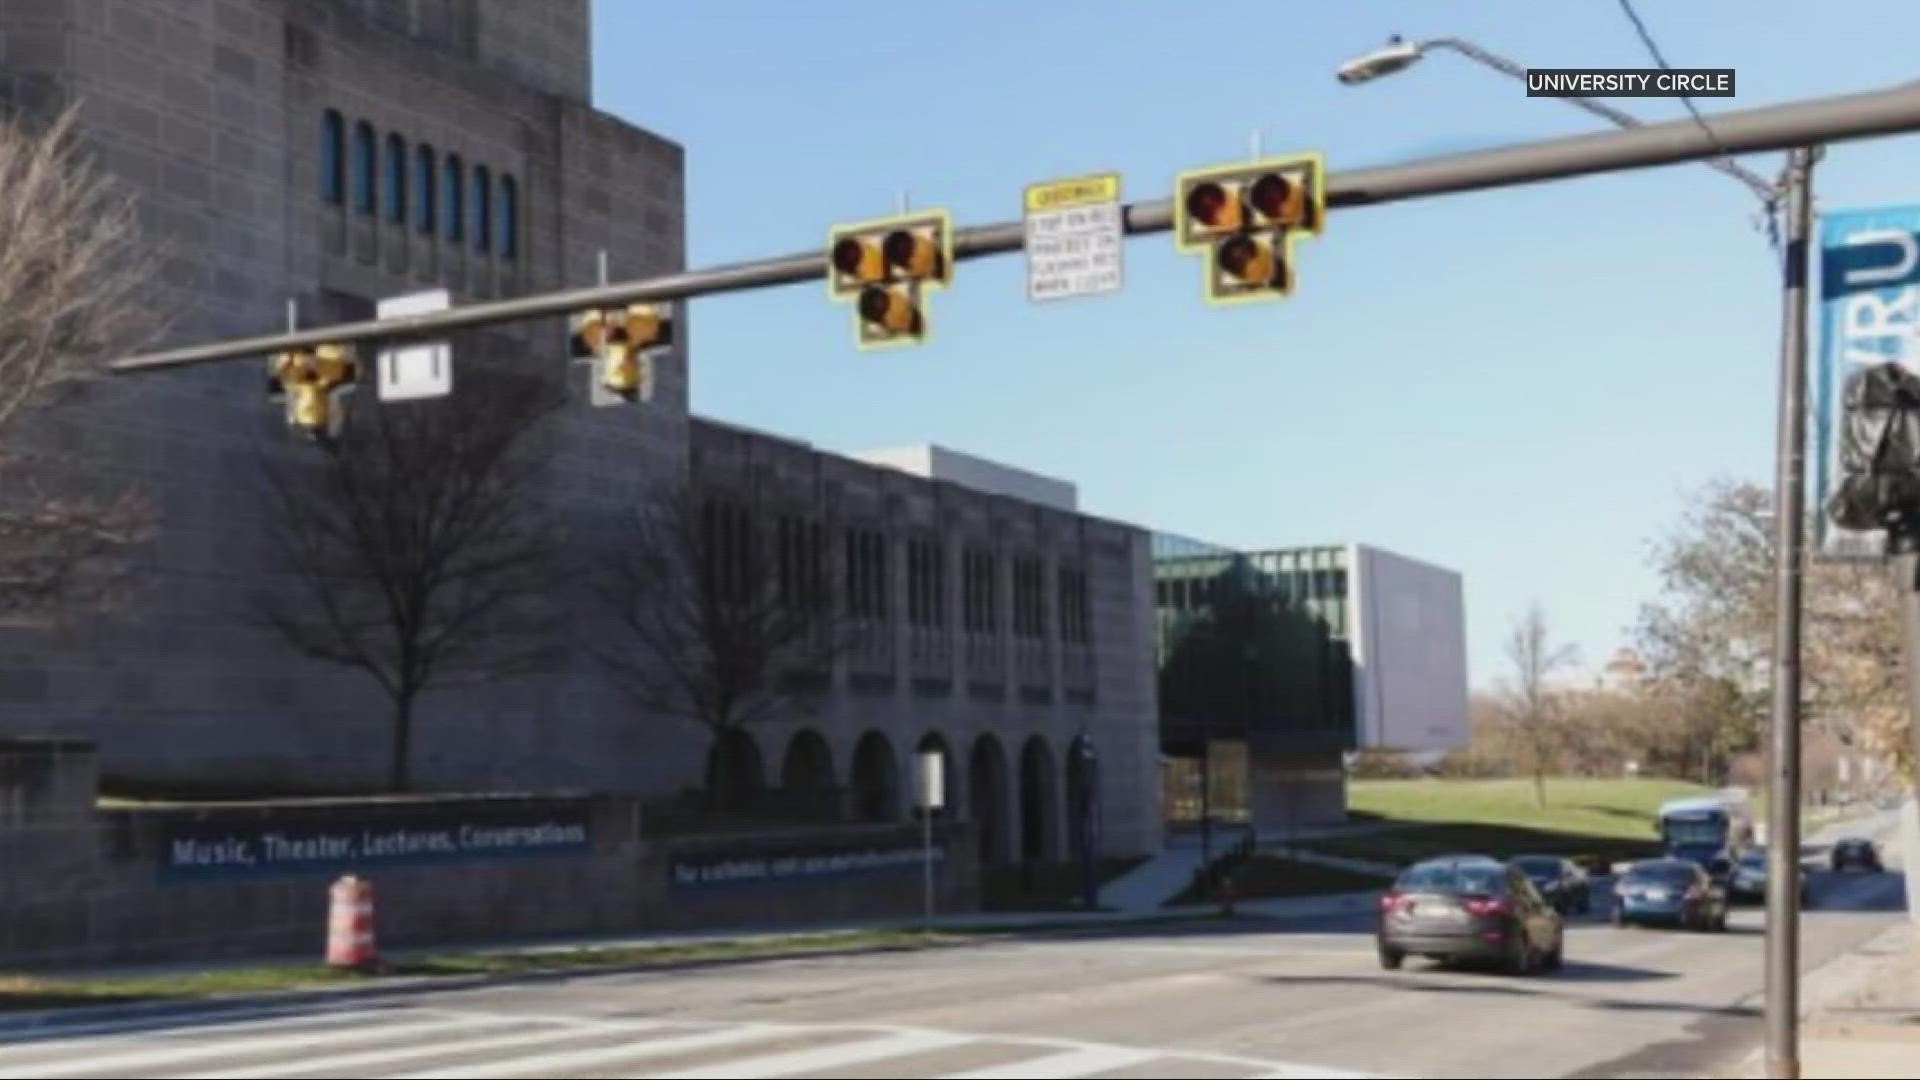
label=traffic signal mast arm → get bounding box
[111,79,1920,374]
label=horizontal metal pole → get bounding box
[112,79,1920,374]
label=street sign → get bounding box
[375,289,453,402]
[1024,172,1123,303]
[1816,205,1920,559]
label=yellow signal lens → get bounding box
[602,343,641,393]
[858,285,919,333]
[1217,234,1276,285]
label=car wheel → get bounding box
[1378,946,1405,972]
[1507,935,1533,977]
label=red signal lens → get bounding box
[1186,181,1231,227]
[1249,173,1293,220]
[832,238,869,276]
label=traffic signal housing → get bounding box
[827,209,952,349]
[267,343,359,443]
[1174,153,1326,305]
[569,303,673,403]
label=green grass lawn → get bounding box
[1322,777,1716,872]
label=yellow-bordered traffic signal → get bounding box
[827,209,952,349]
[569,303,672,403]
[1174,153,1326,304]
[267,343,359,443]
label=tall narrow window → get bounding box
[384,133,407,224]
[499,174,519,259]
[352,121,376,216]
[319,110,344,204]
[473,165,492,252]
[414,144,436,235]
[443,154,464,241]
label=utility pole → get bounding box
[1763,144,1818,1080]
[1897,554,1920,932]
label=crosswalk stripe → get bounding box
[640,1029,973,1078]
[939,1044,1155,1078]
[389,1022,796,1080]
[0,1004,389,1054]
[174,1018,670,1079]
[0,1014,492,1079]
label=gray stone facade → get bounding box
[0,1,1161,860]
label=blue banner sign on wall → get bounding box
[670,843,945,890]
[158,801,592,882]
[1816,204,1920,559]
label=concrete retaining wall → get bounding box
[0,739,976,970]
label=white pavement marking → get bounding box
[0,1004,386,1055]
[175,1017,670,1079]
[640,1029,971,1078]
[390,1022,795,1080]
[0,1013,493,1079]
[939,1044,1155,1078]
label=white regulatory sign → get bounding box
[376,288,453,402]
[1024,173,1123,303]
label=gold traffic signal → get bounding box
[267,343,359,443]
[1174,152,1326,304]
[569,303,672,403]
[828,209,952,349]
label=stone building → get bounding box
[0,0,1162,861]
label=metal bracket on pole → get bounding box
[286,298,299,333]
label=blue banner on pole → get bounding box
[1816,205,1920,559]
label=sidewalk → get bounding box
[1793,922,1920,1079]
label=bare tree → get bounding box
[591,482,846,811]
[0,104,155,622]
[1499,602,1580,808]
[256,369,564,792]
[1638,478,1911,784]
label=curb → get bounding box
[0,912,1230,1037]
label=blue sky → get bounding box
[590,1,1920,690]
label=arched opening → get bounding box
[851,731,899,823]
[970,734,1011,865]
[781,730,836,820]
[319,110,344,205]
[1066,735,1099,862]
[704,728,764,813]
[913,732,956,820]
[1020,735,1058,864]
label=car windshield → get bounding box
[1627,863,1698,885]
[1512,857,1560,876]
[1398,862,1507,894]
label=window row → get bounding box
[321,110,520,258]
[712,511,1088,640]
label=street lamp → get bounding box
[1343,34,1819,1079]
[1337,36,1781,217]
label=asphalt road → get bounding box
[1,829,1906,1080]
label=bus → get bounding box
[1657,793,1755,869]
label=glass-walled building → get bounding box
[1153,538,1469,833]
